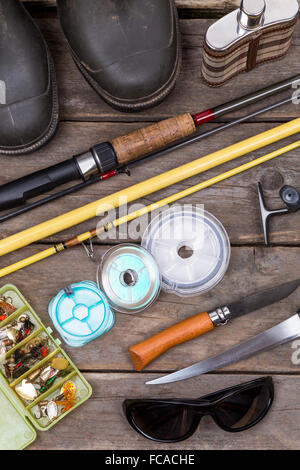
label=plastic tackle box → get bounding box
[0,284,92,450]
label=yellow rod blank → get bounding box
[114,140,300,226]
[0,140,298,279]
[0,118,299,257]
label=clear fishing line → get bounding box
[142,206,231,296]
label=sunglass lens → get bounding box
[214,383,272,431]
[128,402,198,442]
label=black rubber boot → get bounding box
[0,0,59,155]
[57,0,181,112]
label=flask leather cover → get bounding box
[202,0,299,87]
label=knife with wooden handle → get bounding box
[129,279,300,371]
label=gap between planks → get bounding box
[78,369,300,376]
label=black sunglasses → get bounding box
[123,377,274,443]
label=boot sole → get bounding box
[70,2,182,112]
[0,51,60,156]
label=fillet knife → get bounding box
[129,279,300,372]
[147,312,300,385]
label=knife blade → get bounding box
[228,279,300,319]
[129,279,300,371]
[146,312,300,385]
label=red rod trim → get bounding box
[100,169,118,180]
[192,109,215,127]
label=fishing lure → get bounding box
[0,296,16,322]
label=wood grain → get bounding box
[3,2,300,451]
[29,373,300,450]
[1,245,300,374]
[30,17,300,122]
[1,122,299,245]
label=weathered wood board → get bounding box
[1,0,300,451]
[2,245,300,374]
[30,17,300,123]
[29,373,299,450]
[1,121,299,245]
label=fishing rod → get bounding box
[0,140,299,278]
[0,117,299,258]
[0,75,298,223]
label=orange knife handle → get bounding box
[129,312,214,371]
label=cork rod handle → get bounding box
[129,312,215,371]
[111,113,196,165]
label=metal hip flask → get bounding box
[202,0,299,87]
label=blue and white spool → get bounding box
[98,244,161,314]
[142,206,231,297]
[48,281,115,347]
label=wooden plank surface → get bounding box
[29,373,299,450]
[2,245,300,373]
[1,121,299,245]
[0,15,296,247]
[2,1,300,452]
[31,17,300,123]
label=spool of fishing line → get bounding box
[98,244,161,314]
[142,206,230,296]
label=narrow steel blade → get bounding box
[228,279,300,319]
[146,313,300,385]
